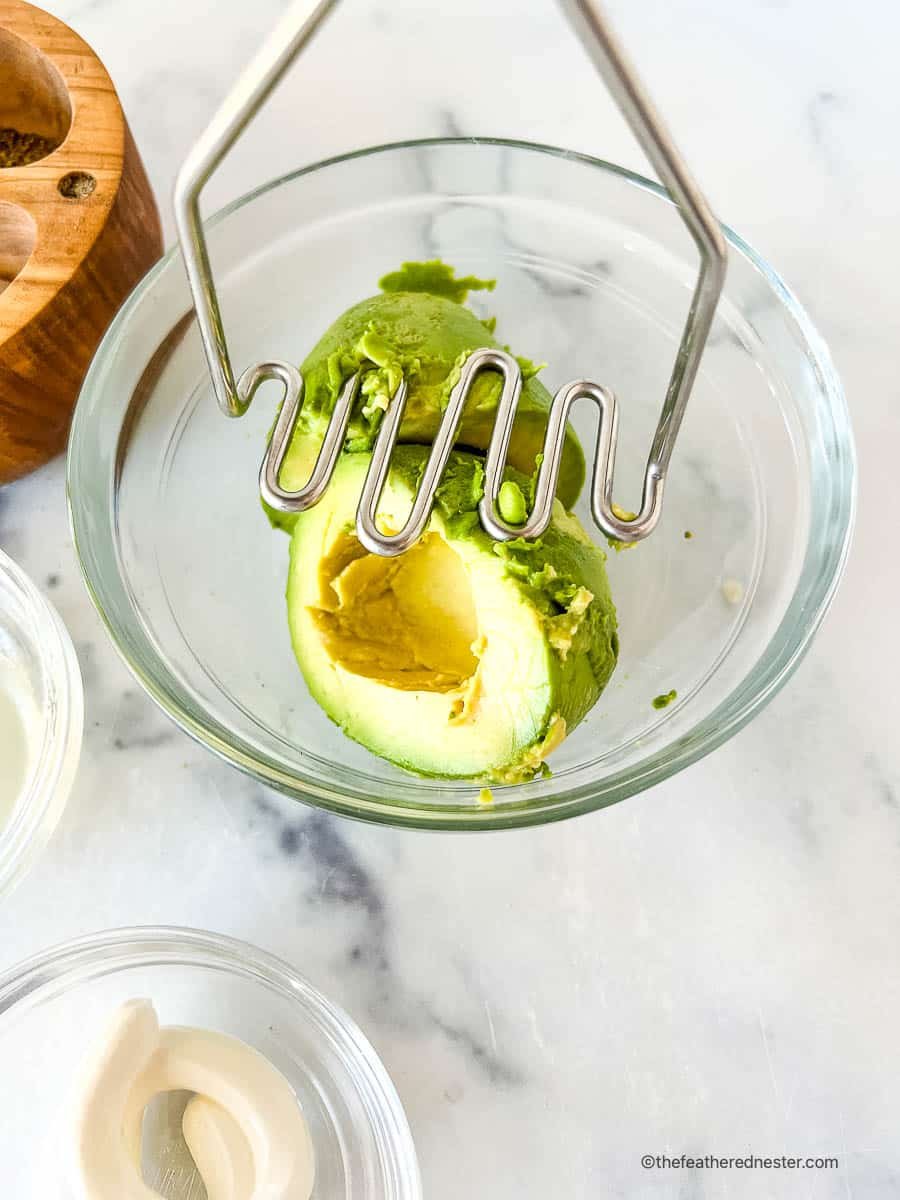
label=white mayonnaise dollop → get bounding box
[71,999,315,1200]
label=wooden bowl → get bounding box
[0,0,163,483]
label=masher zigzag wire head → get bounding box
[174,0,727,557]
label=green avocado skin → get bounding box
[267,288,585,530]
[287,446,617,781]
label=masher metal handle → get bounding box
[174,0,340,418]
[174,0,727,549]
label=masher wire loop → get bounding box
[357,349,520,558]
[257,364,360,513]
[174,0,727,554]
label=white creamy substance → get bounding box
[71,999,315,1200]
[0,656,40,826]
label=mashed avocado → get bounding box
[266,261,585,529]
[274,262,619,782]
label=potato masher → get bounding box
[174,0,727,556]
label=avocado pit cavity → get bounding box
[312,531,480,692]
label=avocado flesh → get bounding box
[287,446,618,782]
[268,288,586,530]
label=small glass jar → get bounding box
[0,925,421,1198]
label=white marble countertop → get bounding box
[2,0,899,1196]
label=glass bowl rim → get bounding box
[0,548,84,898]
[67,136,857,831]
[0,923,422,1199]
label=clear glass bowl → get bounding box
[0,926,421,1199]
[0,548,83,897]
[67,139,855,829]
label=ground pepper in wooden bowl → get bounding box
[0,127,57,167]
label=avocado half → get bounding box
[287,446,618,782]
[268,273,585,531]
